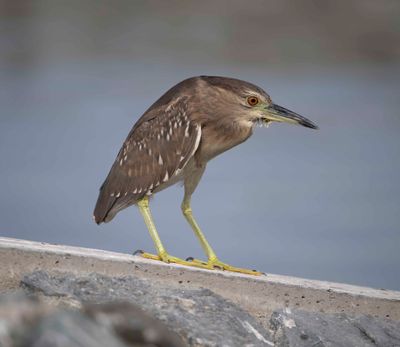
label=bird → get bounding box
[93,76,318,275]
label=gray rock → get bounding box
[19,271,400,347]
[270,308,400,347]
[21,271,273,346]
[0,293,184,347]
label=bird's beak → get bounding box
[263,103,318,129]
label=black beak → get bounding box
[265,104,318,130]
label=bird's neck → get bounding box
[196,118,253,162]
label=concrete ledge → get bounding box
[1,237,399,323]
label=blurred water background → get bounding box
[1,0,399,289]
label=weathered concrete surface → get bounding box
[1,237,399,324]
[1,236,400,346]
[20,271,274,346]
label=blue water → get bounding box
[1,61,399,290]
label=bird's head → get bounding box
[198,76,318,130]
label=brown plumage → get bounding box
[94,98,199,222]
[94,76,317,224]
[93,76,317,275]
[95,77,247,222]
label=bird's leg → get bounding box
[181,197,261,276]
[136,196,210,269]
[181,197,217,260]
[182,167,261,275]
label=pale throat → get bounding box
[197,117,253,162]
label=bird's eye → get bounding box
[247,96,259,106]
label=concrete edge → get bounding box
[1,236,399,301]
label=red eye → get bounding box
[247,96,259,106]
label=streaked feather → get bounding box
[93,97,201,224]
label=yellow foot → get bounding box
[186,257,262,276]
[133,250,212,270]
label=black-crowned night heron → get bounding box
[94,76,318,275]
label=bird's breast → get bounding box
[196,121,253,162]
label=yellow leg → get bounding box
[181,198,261,276]
[136,196,210,269]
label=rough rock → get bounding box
[21,271,273,346]
[0,293,184,347]
[270,308,400,347]
[5,270,399,347]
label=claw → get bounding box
[136,251,261,275]
[139,251,162,261]
[137,251,213,270]
[188,257,262,276]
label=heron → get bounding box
[93,76,318,275]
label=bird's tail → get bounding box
[93,184,118,224]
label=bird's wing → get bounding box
[93,102,201,223]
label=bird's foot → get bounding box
[186,257,262,276]
[133,250,212,270]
